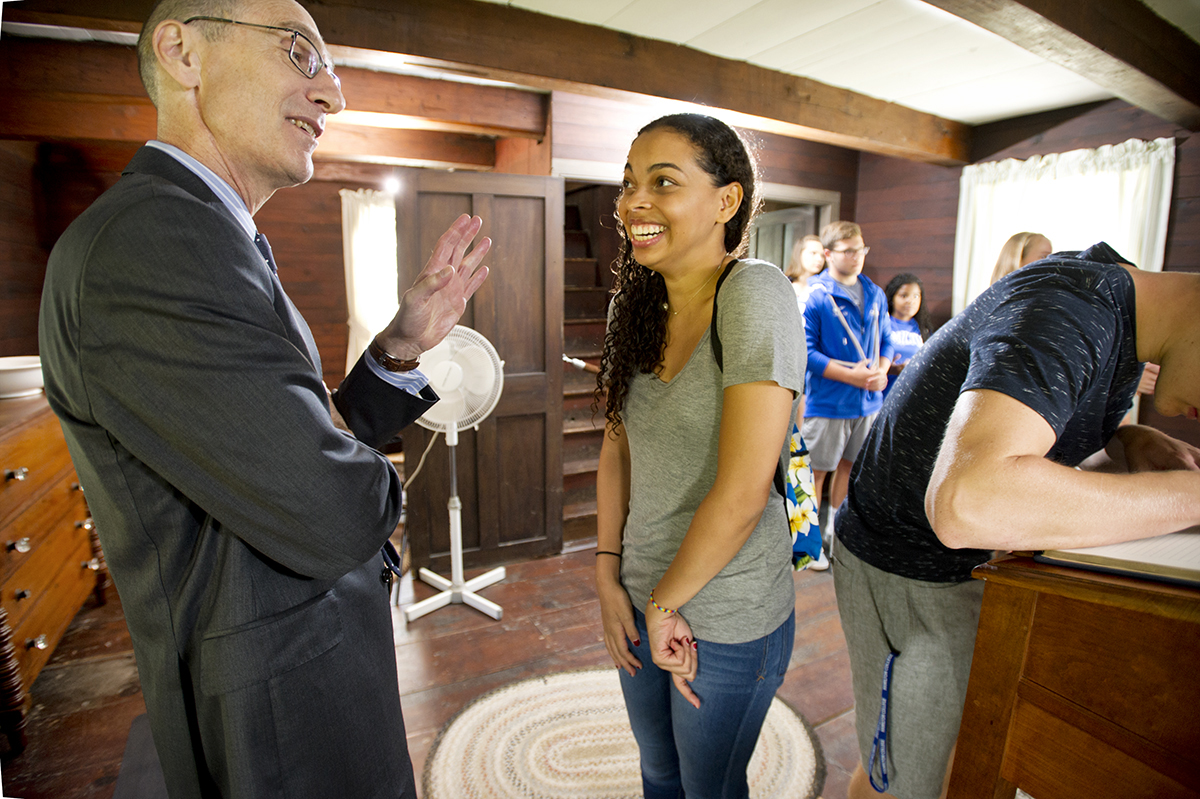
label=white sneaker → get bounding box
[808,548,830,571]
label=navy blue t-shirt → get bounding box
[837,243,1143,582]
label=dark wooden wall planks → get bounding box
[0,141,44,357]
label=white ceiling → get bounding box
[3,0,1196,130]
[476,0,1200,125]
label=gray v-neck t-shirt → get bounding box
[617,259,806,644]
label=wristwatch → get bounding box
[368,337,421,372]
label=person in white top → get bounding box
[785,233,826,308]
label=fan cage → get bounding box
[414,326,504,433]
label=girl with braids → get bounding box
[593,114,806,798]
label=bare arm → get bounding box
[651,380,793,608]
[646,380,793,706]
[926,389,1200,551]
[595,422,641,675]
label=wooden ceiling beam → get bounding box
[6,0,971,166]
[0,37,546,141]
[335,68,547,140]
[0,92,495,170]
[924,0,1200,129]
[317,124,495,170]
[1,38,147,98]
[0,94,157,142]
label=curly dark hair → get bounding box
[593,114,761,431]
[884,273,933,340]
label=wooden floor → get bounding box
[1,549,860,798]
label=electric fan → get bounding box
[404,325,507,622]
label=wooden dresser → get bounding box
[0,394,105,755]
[950,555,1200,799]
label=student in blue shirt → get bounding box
[883,273,932,399]
[802,222,894,557]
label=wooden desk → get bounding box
[948,555,1200,799]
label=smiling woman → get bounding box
[593,113,806,799]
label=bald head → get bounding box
[137,0,240,104]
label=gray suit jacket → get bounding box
[39,147,432,798]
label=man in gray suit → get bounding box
[37,0,488,795]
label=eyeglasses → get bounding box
[183,16,338,83]
[830,246,870,258]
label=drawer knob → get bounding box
[5,538,32,554]
[25,635,48,651]
[71,481,84,492]
[76,519,95,532]
[4,468,29,482]
[14,590,31,601]
[82,558,101,572]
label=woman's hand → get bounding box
[597,577,642,676]
[646,604,700,708]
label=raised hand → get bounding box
[377,214,491,359]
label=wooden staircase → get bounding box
[561,203,610,549]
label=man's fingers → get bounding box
[461,265,490,303]
[445,215,483,268]
[426,214,481,275]
[459,236,492,274]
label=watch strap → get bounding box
[368,337,421,372]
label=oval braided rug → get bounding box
[423,666,825,798]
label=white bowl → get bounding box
[0,356,44,399]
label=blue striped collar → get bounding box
[145,141,257,243]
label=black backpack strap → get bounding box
[708,259,736,371]
[707,260,788,498]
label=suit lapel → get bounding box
[123,147,324,375]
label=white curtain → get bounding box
[952,137,1175,314]
[340,188,398,374]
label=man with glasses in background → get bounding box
[801,221,894,568]
[38,1,488,796]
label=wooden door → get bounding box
[749,205,818,269]
[396,170,564,572]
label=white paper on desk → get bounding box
[1038,526,1200,585]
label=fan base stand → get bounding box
[404,565,506,621]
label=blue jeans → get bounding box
[618,609,795,799]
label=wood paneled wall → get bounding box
[0,142,43,357]
[855,151,960,325]
[754,130,859,222]
[855,98,1199,445]
[0,141,134,359]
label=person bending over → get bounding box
[833,243,1200,799]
